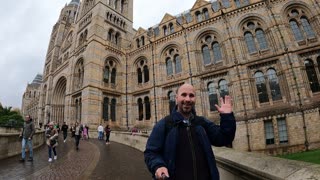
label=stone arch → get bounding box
[194,28,223,49]
[51,76,67,125]
[281,1,314,18]
[159,42,182,60]
[237,14,269,34]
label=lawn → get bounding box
[278,149,320,164]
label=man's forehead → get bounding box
[178,84,195,94]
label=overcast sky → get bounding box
[0,0,196,109]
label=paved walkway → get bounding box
[0,136,150,180]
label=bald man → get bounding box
[144,83,236,180]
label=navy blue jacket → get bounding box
[144,109,236,180]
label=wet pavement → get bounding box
[0,135,150,180]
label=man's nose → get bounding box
[185,95,191,101]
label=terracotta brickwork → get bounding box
[22,0,320,154]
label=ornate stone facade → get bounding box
[32,0,320,154]
[21,74,42,125]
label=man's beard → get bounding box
[181,103,193,115]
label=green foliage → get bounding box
[278,149,320,164]
[0,106,24,127]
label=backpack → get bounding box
[163,115,207,137]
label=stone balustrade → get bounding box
[0,130,45,160]
[111,131,320,180]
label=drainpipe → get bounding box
[149,38,158,124]
[176,21,193,85]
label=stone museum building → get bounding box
[22,0,320,155]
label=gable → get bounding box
[191,0,211,10]
[159,13,175,25]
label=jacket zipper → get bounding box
[187,126,197,180]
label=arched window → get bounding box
[243,21,268,53]
[212,42,222,63]
[174,55,182,73]
[244,32,257,53]
[169,23,174,34]
[256,29,268,50]
[103,66,110,83]
[111,68,116,84]
[166,58,173,76]
[301,17,315,38]
[290,20,303,41]
[111,98,116,121]
[104,59,116,85]
[288,9,316,41]
[202,45,211,65]
[200,35,223,65]
[103,97,109,121]
[255,71,269,103]
[203,9,209,20]
[108,29,113,41]
[136,39,140,48]
[136,59,149,84]
[218,79,229,98]
[168,91,175,114]
[138,98,143,120]
[143,65,149,82]
[163,25,168,36]
[165,48,181,75]
[196,11,202,22]
[305,60,320,92]
[137,68,142,83]
[208,82,218,111]
[115,32,120,45]
[141,36,145,46]
[144,97,151,120]
[267,69,282,101]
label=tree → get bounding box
[0,105,24,127]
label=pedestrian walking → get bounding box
[144,83,236,180]
[82,124,88,140]
[46,121,59,162]
[97,124,104,140]
[70,123,76,137]
[74,122,82,150]
[19,115,35,162]
[61,122,69,143]
[86,125,90,139]
[105,125,111,145]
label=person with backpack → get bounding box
[144,83,236,180]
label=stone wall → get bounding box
[0,131,45,160]
[111,131,320,180]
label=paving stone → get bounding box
[0,135,150,180]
